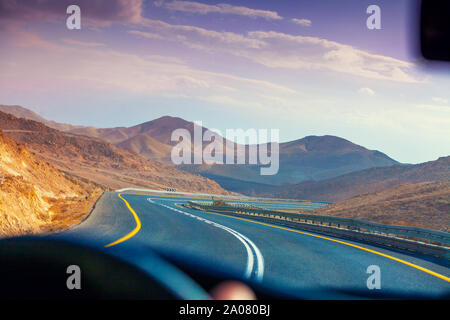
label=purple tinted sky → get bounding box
[144,0,412,60]
[0,0,449,163]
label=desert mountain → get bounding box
[116,134,173,163]
[265,156,450,202]
[0,130,96,236]
[0,105,212,162]
[0,111,229,195]
[180,135,398,187]
[0,105,88,132]
[69,115,398,185]
[313,179,450,232]
[69,115,203,145]
[0,105,399,188]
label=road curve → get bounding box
[65,192,450,298]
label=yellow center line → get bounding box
[176,203,450,283]
[104,193,142,248]
[103,194,449,283]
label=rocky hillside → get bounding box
[0,106,398,188]
[268,156,450,202]
[0,111,229,195]
[69,115,205,145]
[70,115,398,185]
[0,130,97,236]
[0,105,87,132]
[116,134,173,163]
[180,135,398,188]
[313,179,450,232]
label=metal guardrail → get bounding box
[192,201,260,209]
[187,201,450,259]
[116,187,332,205]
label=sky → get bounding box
[0,0,449,164]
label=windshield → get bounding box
[0,0,448,304]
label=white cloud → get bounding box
[416,104,450,112]
[3,0,419,83]
[133,21,420,83]
[154,1,282,20]
[61,38,105,47]
[138,20,266,50]
[358,87,375,96]
[128,30,163,40]
[291,18,311,27]
[0,31,296,104]
[0,0,143,26]
[431,97,448,104]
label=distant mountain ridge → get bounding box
[69,115,205,146]
[0,105,399,189]
[177,134,398,190]
[0,105,89,132]
[315,179,450,232]
[69,119,400,185]
[265,156,450,202]
[0,110,229,194]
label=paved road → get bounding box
[124,193,328,211]
[66,192,450,298]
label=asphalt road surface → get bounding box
[65,192,450,298]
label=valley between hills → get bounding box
[0,104,448,234]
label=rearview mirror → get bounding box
[421,0,450,61]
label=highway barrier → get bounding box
[187,201,450,260]
[116,187,331,205]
